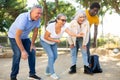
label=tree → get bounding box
[76,0,120,14]
[0,0,27,34]
[37,0,76,27]
[76,0,119,35]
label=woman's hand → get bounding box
[77,32,84,37]
[70,44,74,48]
[82,45,87,49]
[55,39,61,43]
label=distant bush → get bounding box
[97,38,107,47]
[0,36,9,46]
[58,40,68,48]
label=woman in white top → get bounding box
[40,13,83,79]
[67,10,93,74]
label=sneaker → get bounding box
[28,74,42,80]
[11,77,17,80]
[45,72,51,76]
[50,73,59,80]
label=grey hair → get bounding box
[31,5,43,11]
[56,13,67,19]
[74,9,86,20]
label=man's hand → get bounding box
[30,44,36,52]
[21,50,28,60]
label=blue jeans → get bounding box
[71,38,89,66]
[40,39,58,74]
[70,46,77,66]
[9,38,36,78]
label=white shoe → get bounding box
[45,72,51,76]
[50,73,59,80]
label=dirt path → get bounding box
[0,52,120,80]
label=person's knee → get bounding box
[29,49,36,56]
[13,52,21,59]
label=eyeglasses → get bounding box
[59,19,66,22]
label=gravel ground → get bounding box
[0,51,120,80]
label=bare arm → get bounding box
[93,24,98,47]
[30,27,38,51]
[44,30,60,43]
[15,29,28,60]
[65,28,84,37]
[15,29,25,52]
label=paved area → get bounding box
[0,51,120,80]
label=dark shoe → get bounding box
[84,65,93,75]
[69,65,76,74]
[93,68,103,73]
[98,69,102,73]
[28,74,42,80]
[11,77,17,80]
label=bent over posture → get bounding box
[68,10,93,74]
[40,13,84,80]
[8,5,43,80]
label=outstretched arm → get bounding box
[65,28,84,37]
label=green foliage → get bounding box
[97,38,107,47]
[78,0,101,9]
[76,0,120,14]
[0,36,8,46]
[38,0,76,26]
[56,1,76,22]
[0,0,27,33]
[58,40,67,48]
[35,41,41,47]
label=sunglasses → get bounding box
[59,19,66,22]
